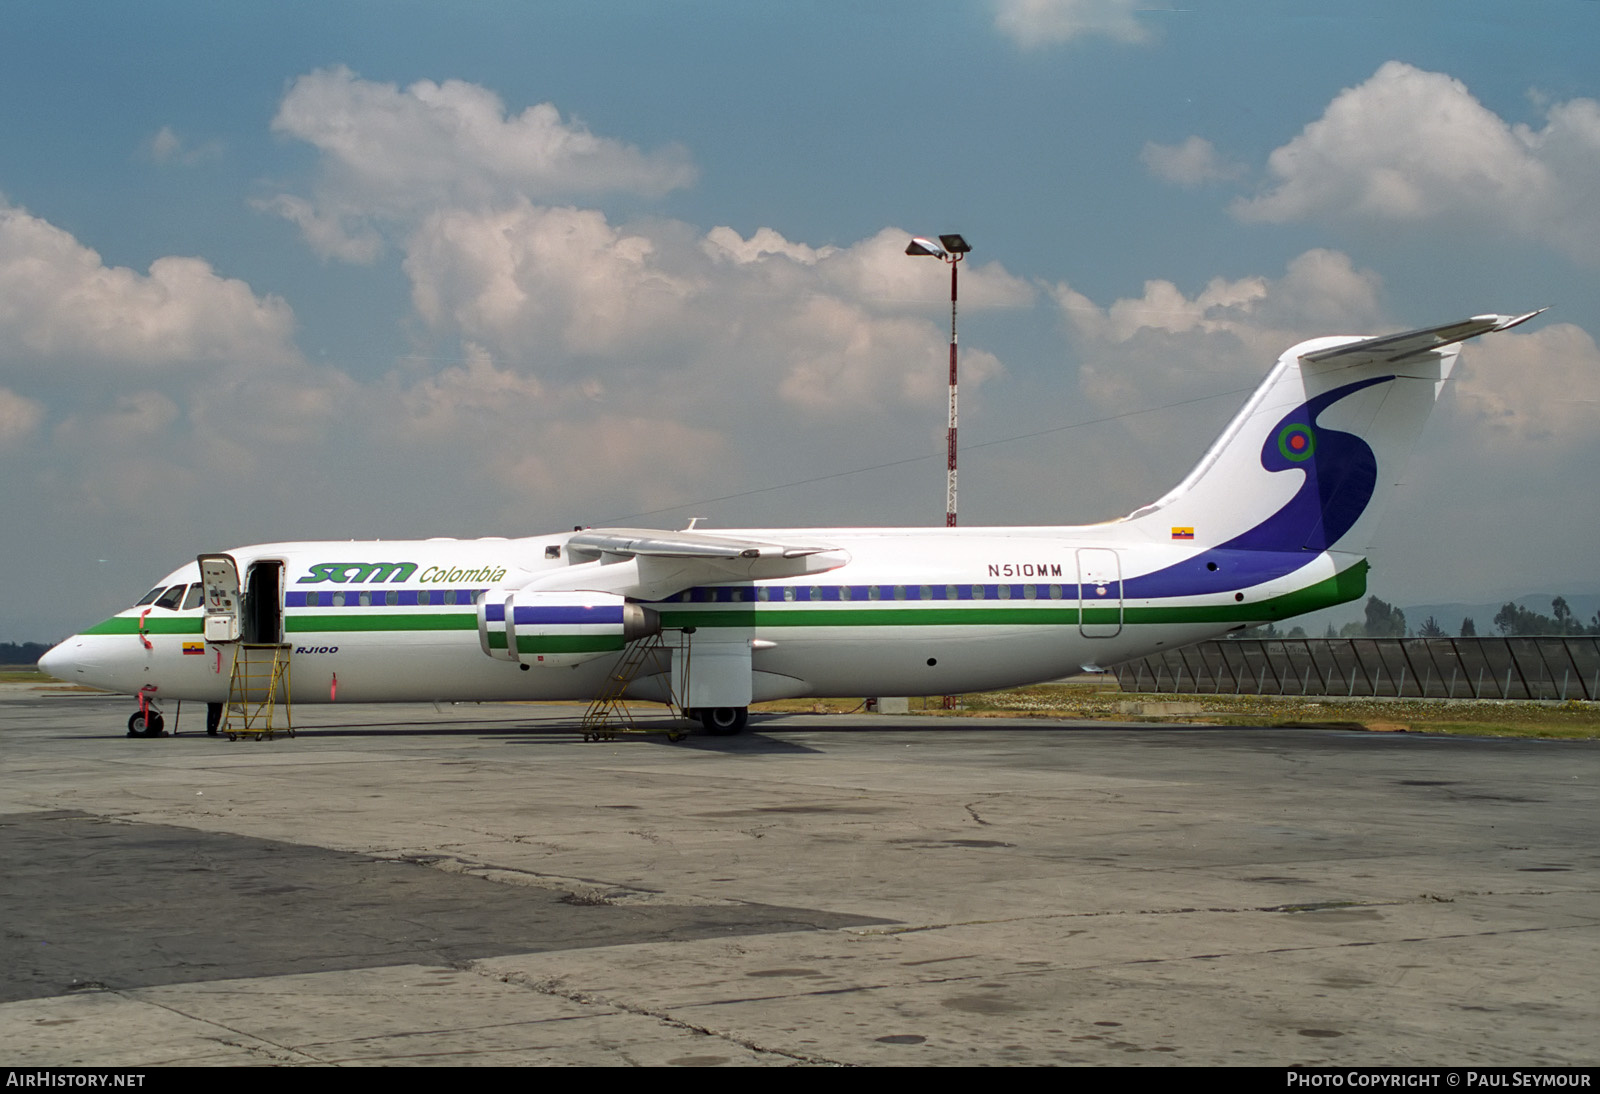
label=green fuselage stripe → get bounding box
[84,617,203,636]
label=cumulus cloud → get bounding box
[402,212,1016,419]
[1454,322,1600,457]
[1140,136,1245,186]
[0,386,44,447]
[263,67,696,261]
[145,126,223,165]
[993,0,1151,48]
[1232,62,1600,263]
[1053,248,1386,410]
[404,203,701,358]
[0,201,299,373]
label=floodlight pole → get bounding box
[944,255,960,528]
[906,234,970,528]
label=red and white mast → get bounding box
[906,233,970,528]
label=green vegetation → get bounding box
[756,682,1600,739]
[1313,595,1600,639]
[0,642,51,666]
[1,669,51,683]
[1493,596,1599,637]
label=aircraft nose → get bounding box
[38,638,81,680]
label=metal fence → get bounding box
[1111,637,1600,701]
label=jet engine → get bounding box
[478,590,660,666]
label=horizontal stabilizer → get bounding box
[1302,310,1544,369]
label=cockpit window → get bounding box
[154,585,187,611]
[182,584,205,611]
[136,586,167,607]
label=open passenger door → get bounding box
[197,554,242,643]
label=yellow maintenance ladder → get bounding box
[581,632,687,742]
[222,643,293,740]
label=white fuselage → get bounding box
[42,525,1361,707]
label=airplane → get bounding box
[40,311,1540,738]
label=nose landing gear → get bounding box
[126,709,165,737]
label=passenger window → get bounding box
[182,585,204,611]
[306,591,319,608]
[155,585,186,610]
[136,586,167,607]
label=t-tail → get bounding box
[1117,312,1542,608]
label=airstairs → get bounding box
[222,643,293,740]
[581,633,686,742]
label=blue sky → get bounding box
[3,1,1598,642]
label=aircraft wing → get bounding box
[567,528,835,562]
[537,528,850,601]
[1301,310,1544,368]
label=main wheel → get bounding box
[697,707,749,735]
[127,710,165,737]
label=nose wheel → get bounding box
[127,710,165,737]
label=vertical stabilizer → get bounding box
[1124,312,1539,557]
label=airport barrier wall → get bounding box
[1111,637,1600,701]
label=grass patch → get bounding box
[757,683,1600,740]
[0,670,51,683]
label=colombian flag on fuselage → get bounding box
[1171,527,1194,540]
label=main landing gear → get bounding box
[695,707,749,735]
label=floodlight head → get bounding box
[938,234,971,254]
[905,237,946,258]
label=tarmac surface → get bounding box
[1,684,1595,1067]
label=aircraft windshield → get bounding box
[154,585,191,611]
[182,585,204,610]
[135,586,167,607]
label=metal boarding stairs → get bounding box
[222,643,293,740]
[581,632,687,742]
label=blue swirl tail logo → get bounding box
[1235,375,1394,553]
